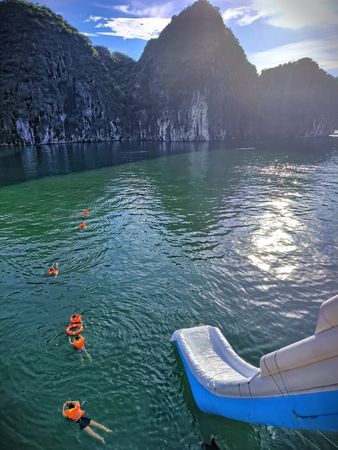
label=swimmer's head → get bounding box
[75,335,81,340]
[68,403,75,409]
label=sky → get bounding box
[35,0,338,76]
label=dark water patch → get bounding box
[0,138,336,187]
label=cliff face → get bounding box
[0,0,136,145]
[135,0,257,141]
[255,58,338,138]
[1,0,338,145]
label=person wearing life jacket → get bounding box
[79,222,87,229]
[62,400,112,444]
[47,262,58,276]
[82,209,90,215]
[68,334,85,352]
[70,314,82,325]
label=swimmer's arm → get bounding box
[68,337,73,345]
[62,401,70,415]
[62,400,79,413]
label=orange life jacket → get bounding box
[64,403,85,422]
[48,268,58,276]
[70,314,82,324]
[79,222,86,229]
[72,336,85,351]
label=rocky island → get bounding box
[1,0,338,145]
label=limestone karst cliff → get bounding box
[0,0,136,145]
[1,0,338,145]
[256,58,338,138]
[135,0,257,141]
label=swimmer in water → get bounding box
[62,400,112,444]
[68,334,85,351]
[70,313,82,324]
[47,262,59,276]
[79,222,87,229]
[68,334,92,361]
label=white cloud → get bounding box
[222,7,248,22]
[249,38,338,72]
[84,15,106,23]
[222,0,338,29]
[81,32,98,37]
[96,17,171,40]
[222,6,265,27]
[113,2,174,18]
[252,0,338,29]
[237,11,263,26]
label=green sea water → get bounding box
[0,141,338,450]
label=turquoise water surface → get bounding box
[0,141,338,449]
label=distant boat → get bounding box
[329,130,338,137]
[171,294,338,432]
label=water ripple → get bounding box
[0,142,338,449]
